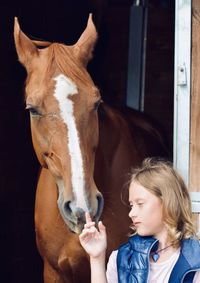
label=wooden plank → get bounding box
[190,0,200,192]
[190,0,200,232]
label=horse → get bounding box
[14,14,168,283]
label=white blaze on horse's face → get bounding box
[53,74,88,212]
[14,14,105,233]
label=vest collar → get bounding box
[129,235,200,269]
[181,237,200,268]
[128,234,159,254]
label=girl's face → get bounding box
[129,181,167,239]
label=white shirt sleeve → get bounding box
[193,270,200,282]
[106,250,119,283]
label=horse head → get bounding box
[14,15,104,234]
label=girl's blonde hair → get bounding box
[130,157,197,244]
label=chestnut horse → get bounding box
[14,15,168,283]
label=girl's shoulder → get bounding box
[108,250,118,263]
[106,250,118,283]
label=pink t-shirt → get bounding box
[106,250,200,283]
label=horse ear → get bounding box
[74,14,98,67]
[14,17,38,67]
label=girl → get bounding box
[79,158,200,283]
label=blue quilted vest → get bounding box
[117,235,200,283]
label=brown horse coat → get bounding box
[14,14,168,283]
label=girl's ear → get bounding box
[73,14,98,67]
[14,17,38,68]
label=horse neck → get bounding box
[94,103,136,180]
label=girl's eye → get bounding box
[137,203,144,206]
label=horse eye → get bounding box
[94,100,102,111]
[26,105,41,116]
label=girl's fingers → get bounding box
[80,226,97,238]
[85,211,92,223]
[84,222,95,229]
[79,228,97,243]
[85,226,97,234]
[98,221,106,234]
[79,230,90,241]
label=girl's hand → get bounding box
[79,212,107,259]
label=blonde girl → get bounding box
[79,158,200,283]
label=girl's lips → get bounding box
[133,222,141,227]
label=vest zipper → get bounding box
[146,239,159,283]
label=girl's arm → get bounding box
[90,253,107,283]
[79,212,108,283]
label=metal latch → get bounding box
[177,64,187,86]
[190,192,200,213]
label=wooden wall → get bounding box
[190,0,200,229]
[190,0,200,191]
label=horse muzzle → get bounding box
[57,189,104,234]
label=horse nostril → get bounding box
[63,202,85,223]
[96,193,104,221]
[64,201,72,215]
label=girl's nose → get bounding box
[128,206,136,218]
